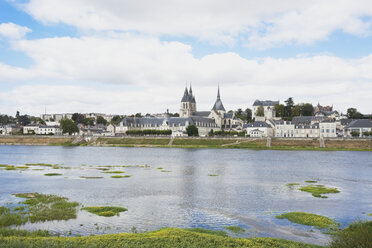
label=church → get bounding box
[114,86,243,136]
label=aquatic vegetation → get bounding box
[96,168,110,171]
[286,183,300,187]
[32,169,44,171]
[0,165,10,167]
[161,170,171,173]
[329,221,372,248]
[0,228,51,237]
[0,206,25,227]
[367,213,372,217]
[44,173,62,176]
[224,226,245,234]
[0,228,322,247]
[299,185,340,198]
[5,166,16,170]
[276,212,337,229]
[16,166,29,169]
[81,206,127,217]
[79,176,104,179]
[52,165,61,169]
[305,180,317,183]
[110,175,131,178]
[25,163,54,167]
[14,193,79,223]
[157,167,163,170]
[208,174,218,177]
[186,228,228,237]
[104,171,124,174]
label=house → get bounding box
[5,125,22,135]
[294,123,320,138]
[344,119,372,137]
[24,125,62,135]
[319,121,337,138]
[269,120,295,138]
[252,100,279,121]
[244,121,273,138]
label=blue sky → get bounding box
[0,0,371,115]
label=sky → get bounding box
[0,0,371,116]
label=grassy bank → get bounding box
[0,228,323,248]
[1,136,371,151]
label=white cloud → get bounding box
[0,34,371,115]
[19,0,372,47]
[0,22,31,39]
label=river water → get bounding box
[0,145,371,245]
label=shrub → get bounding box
[329,221,372,248]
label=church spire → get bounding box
[217,84,221,100]
[181,84,189,102]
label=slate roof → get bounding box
[253,100,279,106]
[192,111,210,117]
[181,86,196,103]
[292,116,327,125]
[212,86,226,112]
[244,121,271,128]
[345,119,372,128]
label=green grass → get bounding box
[276,212,337,229]
[110,175,131,178]
[186,228,228,237]
[104,171,124,174]
[305,180,317,183]
[329,221,372,248]
[299,185,340,198]
[81,206,127,217]
[172,139,238,146]
[0,228,323,248]
[102,138,170,145]
[44,173,62,176]
[224,226,245,234]
[0,229,51,237]
[0,206,25,228]
[208,174,218,177]
[80,176,104,179]
[367,213,372,217]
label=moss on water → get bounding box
[81,206,127,217]
[16,166,29,169]
[161,170,171,173]
[286,183,300,187]
[80,176,104,179]
[276,212,337,229]
[44,173,62,176]
[25,163,54,167]
[305,180,317,183]
[110,175,131,178]
[299,185,340,198]
[208,174,218,177]
[224,226,245,234]
[104,171,124,174]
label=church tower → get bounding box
[211,85,226,115]
[180,85,196,117]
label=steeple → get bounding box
[181,85,189,102]
[212,85,226,112]
[189,84,196,103]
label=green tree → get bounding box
[255,106,264,117]
[30,117,46,125]
[244,108,252,122]
[72,113,85,124]
[84,118,95,126]
[291,105,301,117]
[96,116,107,125]
[350,131,360,137]
[274,104,285,118]
[111,115,123,125]
[186,125,199,136]
[135,113,142,118]
[18,115,31,126]
[284,97,294,118]
[347,108,363,119]
[301,103,314,116]
[60,119,79,135]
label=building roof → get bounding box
[253,100,279,106]
[346,119,372,129]
[211,86,226,112]
[192,111,210,117]
[181,86,196,103]
[244,121,271,128]
[292,116,327,125]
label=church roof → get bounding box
[211,86,226,112]
[253,100,279,106]
[181,85,196,103]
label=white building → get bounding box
[244,121,273,138]
[252,100,279,121]
[269,120,295,138]
[319,121,337,138]
[23,125,62,135]
[344,119,372,137]
[294,123,320,138]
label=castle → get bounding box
[113,86,243,136]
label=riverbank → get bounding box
[0,136,371,151]
[0,228,322,248]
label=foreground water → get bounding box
[0,145,372,245]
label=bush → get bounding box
[350,131,360,137]
[214,131,246,136]
[329,221,372,248]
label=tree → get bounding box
[96,116,107,125]
[60,119,79,135]
[274,104,285,118]
[72,113,85,124]
[301,103,314,116]
[84,118,95,126]
[111,115,123,125]
[16,111,20,119]
[208,129,214,136]
[30,117,46,125]
[244,108,252,122]
[18,115,31,126]
[186,125,199,136]
[284,97,294,118]
[291,105,301,117]
[255,106,264,117]
[347,108,363,119]
[350,131,360,137]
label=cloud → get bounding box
[0,34,372,115]
[18,0,372,47]
[0,22,31,40]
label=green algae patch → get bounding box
[186,228,228,237]
[0,228,322,247]
[276,212,337,229]
[104,171,124,174]
[299,185,340,198]
[44,173,62,176]
[286,183,300,187]
[80,176,104,179]
[25,163,54,167]
[16,166,29,169]
[305,180,317,183]
[81,206,127,217]
[208,174,218,177]
[161,170,171,173]
[224,226,245,234]
[0,193,79,227]
[5,166,16,170]
[111,175,131,178]
[157,167,163,170]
